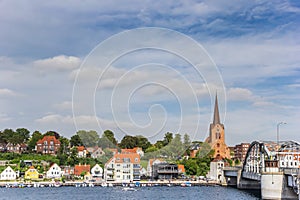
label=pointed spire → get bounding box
[213,92,220,125]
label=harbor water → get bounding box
[0,186,260,200]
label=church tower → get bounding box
[205,93,230,159]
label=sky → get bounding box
[0,0,299,145]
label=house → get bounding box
[152,163,178,180]
[104,153,140,182]
[62,166,74,178]
[77,146,87,158]
[0,143,7,152]
[36,136,61,155]
[0,166,17,180]
[121,147,144,157]
[6,143,27,154]
[25,166,39,180]
[74,164,90,176]
[90,147,105,159]
[46,163,62,179]
[208,155,228,183]
[84,172,92,182]
[147,158,164,177]
[178,164,185,174]
[91,164,103,178]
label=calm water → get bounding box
[0,186,260,200]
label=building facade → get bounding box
[205,94,230,159]
[104,153,140,182]
[0,166,17,181]
[152,163,178,180]
[46,163,62,179]
[36,136,61,155]
[233,143,250,162]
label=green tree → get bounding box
[119,135,137,149]
[27,131,43,152]
[154,140,164,149]
[135,135,151,151]
[183,133,191,154]
[16,128,30,142]
[58,136,70,155]
[77,130,99,147]
[103,130,117,145]
[70,134,83,147]
[44,131,60,139]
[163,132,173,146]
[197,142,211,158]
[145,146,158,153]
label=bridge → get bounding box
[222,140,300,199]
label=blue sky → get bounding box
[0,0,299,145]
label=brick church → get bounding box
[205,93,231,159]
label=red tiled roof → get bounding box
[77,146,85,151]
[74,164,90,176]
[37,136,60,145]
[114,153,140,163]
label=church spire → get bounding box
[213,92,220,125]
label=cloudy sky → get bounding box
[0,0,299,145]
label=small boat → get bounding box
[108,183,113,187]
[54,182,61,187]
[122,187,137,191]
[101,182,107,187]
[88,183,94,187]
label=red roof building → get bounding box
[74,164,90,176]
[36,136,61,155]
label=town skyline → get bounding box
[0,1,299,145]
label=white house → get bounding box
[147,158,164,177]
[91,147,105,159]
[0,166,17,180]
[208,156,225,183]
[46,163,62,179]
[91,164,103,178]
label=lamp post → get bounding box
[276,122,286,163]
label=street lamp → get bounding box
[276,122,286,161]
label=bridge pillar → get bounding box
[261,172,297,199]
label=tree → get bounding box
[135,135,151,151]
[145,146,158,153]
[197,142,212,158]
[58,136,70,155]
[77,130,99,147]
[163,133,183,158]
[16,128,30,142]
[27,131,43,152]
[183,133,191,154]
[102,130,117,145]
[163,132,173,146]
[44,131,60,139]
[119,135,137,149]
[3,129,23,145]
[70,134,83,147]
[154,140,164,149]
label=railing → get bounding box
[157,170,178,173]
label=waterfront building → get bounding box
[208,155,228,183]
[178,164,185,175]
[25,166,39,180]
[104,153,140,182]
[147,158,165,177]
[74,164,90,176]
[46,163,62,179]
[91,164,103,178]
[61,166,74,179]
[36,136,61,155]
[152,163,178,180]
[278,141,300,168]
[205,94,230,159]
[0,166,17,181]
[233,143,250,163]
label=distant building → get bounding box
[208,155,229,183]
[152,163,178,180]
[74,164,90,176]
[233,143,250,162]
[121,147,144,157]
[77,146,87,158]
[25,166,39,180]
[0,166,17,181]
[6,143,27,154]
[89,147,105,159]
[104,153,140,182]
[36,136,61,155]
[147,158,165,177]
[91,164,103,178]
[205,94,230,159]
[46,163,62,179]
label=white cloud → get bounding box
[0,113,11,122]
[0,88,18,97]
[34,55,81,72]
[53,101,72,110]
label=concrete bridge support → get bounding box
[261,172,297,199]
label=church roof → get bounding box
[213,93,220,125]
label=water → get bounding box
[0,186,260,200]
